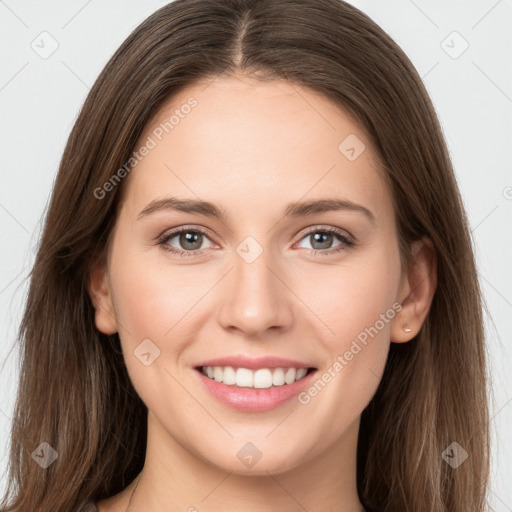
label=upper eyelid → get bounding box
[294,224,352,240]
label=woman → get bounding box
[1,0,490,511]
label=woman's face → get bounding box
[95,75,409,475]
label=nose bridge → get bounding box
[217,238,293,336]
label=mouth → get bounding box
[196,365,316,389]
[192,357,318,412]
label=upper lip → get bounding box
[195,355,315,370]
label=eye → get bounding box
[157,225,355,258]
[294,226,354,255]
[158,226,215,256]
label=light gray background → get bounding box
[1,0,511,509]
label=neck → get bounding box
[122,412,365,512]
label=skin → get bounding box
[89,74,437,512]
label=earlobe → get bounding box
[391,237,437,343]
[87,263,118,335]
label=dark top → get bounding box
[76,502,99,512]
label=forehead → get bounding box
[122,75,392,223]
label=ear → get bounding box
[391,236,437,343]
[87,261,118,335]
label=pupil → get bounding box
[312,232,332,250]
[181,232,202,250]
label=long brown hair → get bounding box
[1,1,490,510]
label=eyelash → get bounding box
[157,225,355,258]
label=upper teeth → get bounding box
[202,366,309,389]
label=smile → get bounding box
[194,359,318,412]
[199,366,313,389]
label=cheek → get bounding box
[285,252,400,461]
[297,248,401,347]
[107,243,220,398]
[107,251,197,408]
[292,239,401,408]
[108,239,212,340]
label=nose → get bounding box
[217,246,294,338]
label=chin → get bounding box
[200,444,305,476]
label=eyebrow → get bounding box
[137,197,376,224]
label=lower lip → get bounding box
[194,368,317,412]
